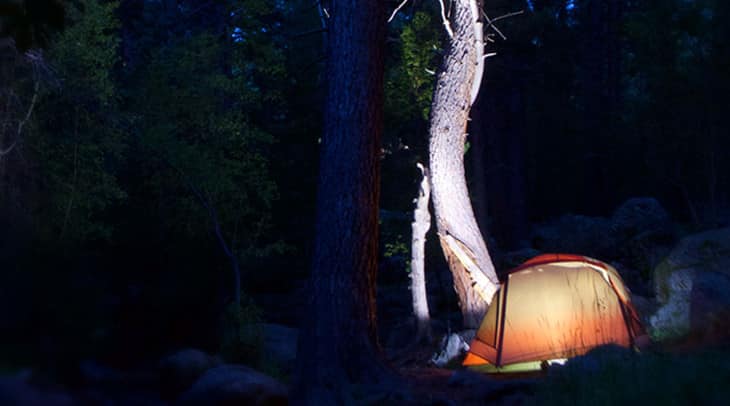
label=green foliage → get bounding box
[532,349,730,405]
[382,7,442,213]
[134,29,279,258]
[385,11,441,127]
[619,0,730,222]
[48,1,119,103]
[0,0,66,51]
[399,11,441,120]
[384,235,409,259]
[30,0,126,243]
[230,0,288,107]
[383,233,410,274]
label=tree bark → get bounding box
[410,163,431,342]
[293,1,389,404]
[428,0,499,329]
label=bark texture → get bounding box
[429,0,499,328]
[293,1,388,404]
[410,163,431,341]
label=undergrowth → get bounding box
[532,347,730,405]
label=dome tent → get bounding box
[463,254,648,372]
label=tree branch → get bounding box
[166,161,241,306]
[438,0,455,38]
[482,9,524,41]
[290,28,328,39]
[0,80,39,158]
[469,7,524,105]
[388,0,411,23]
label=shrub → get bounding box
[532,348,730,405]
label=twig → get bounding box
[388,0,411,22]
[490,10,524,23]
[438,0,454,38]
[166,161,241,305]
[482,9,524,41]
[0,80,39,157]
[468,8,524,105]
[16,81,38,140]
[290,28,328,39]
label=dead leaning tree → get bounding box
[427,0,499,329]
[390,0,521,329]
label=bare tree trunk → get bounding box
[429,0,499,329]
[411,163,431,342]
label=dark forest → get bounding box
[1,0,729,404]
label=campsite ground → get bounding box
[1,237,729,405]
[374,331,730,405]
[2,213,729,404]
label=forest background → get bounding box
[1,0,728,384]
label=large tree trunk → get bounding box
[293,1,389,404]
[429,0,499,328]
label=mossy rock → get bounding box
[649,228,730,341]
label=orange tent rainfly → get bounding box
[463,254,648,373]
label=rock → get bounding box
[649,227,730,341]
[0,370,74,406]
[260,324,298,370]
[619,230,675,279]
[79,388,166,406]
[79,359,127,386]
[650,269,695,340]
[690,271,730,344]
[531,214,616,259]
[610,262,651,296]
[159,348,222,397]
[611,197,670,239]
[431,332,472,367]
[558,344,633,375]
[629,294,657,326]
[178,364,287,405]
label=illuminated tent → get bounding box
[463,254,648,372]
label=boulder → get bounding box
[431,332,472,367]
[557,344,634,375]
[611,197,670,239]
[179,364,287,405]
[649,227,730,342]
[531,215,616,259]
[611,198,675,278]
[0,370,73,406]
[260,324,298,369]
[649,269,694,340]
[611,262,651,297]
[619,229,675,278]
[629,293,657,326]
[158,348,222,397]
[690,271,730,344]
